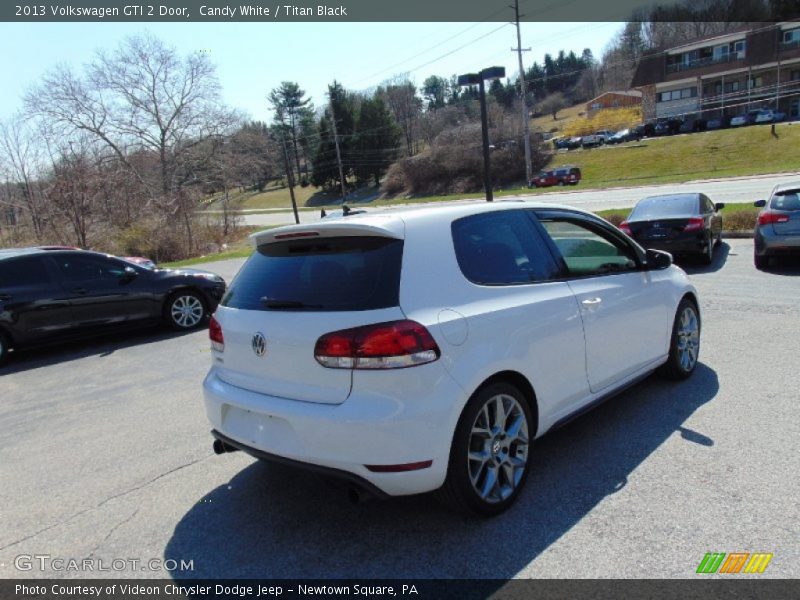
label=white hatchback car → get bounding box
[203,202,701,516]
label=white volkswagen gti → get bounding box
[203,201,701,516]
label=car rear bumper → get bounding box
[634,234,708,255]
[755,228,800,256]
[202,366,464,496]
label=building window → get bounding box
[748,76,763,89]
[782,28,800,46]
[657,87,697,102]
[791,70,800,82]
[734,40,746,58]
[713,44,730,60]
[591,102,601,109]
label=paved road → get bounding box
[1,243,798,580]
[240,172,800,228]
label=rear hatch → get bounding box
[213,222,405,405]
[770,191,800,236]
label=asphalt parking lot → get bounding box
[1,239,798,580]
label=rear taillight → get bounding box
[684,217,705,232]
[209,315,224,352]
[619,221,632,235]
[758,211,790,225]
[314,320,440,369]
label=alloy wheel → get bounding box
[467,393,530,504]
[676,306,699,372]
[170,295,204,328]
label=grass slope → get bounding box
[566,123,800,187]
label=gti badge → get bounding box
[252,332,267,357]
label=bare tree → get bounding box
[378,76,422,157]
[25,33,238,253]
[0,115,48,240]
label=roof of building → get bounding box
[586,90,642,104]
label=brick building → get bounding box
[585,90,642,117]
[632,22,800,122]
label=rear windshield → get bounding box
[221,236,403,311]
[772,190,800,211]
[629,195,698,219]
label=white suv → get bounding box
[203,202,700,516]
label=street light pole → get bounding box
[458,66,505,203]
[477,77,493,202]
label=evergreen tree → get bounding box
[354,96,401,187]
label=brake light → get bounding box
[684,217,705,232]
[758,211,790,225]
[314,320,440,369]
[274,231,319,240]
[209,315,224,352]
[619,221,632,235]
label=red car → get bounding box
[531,166,581,188]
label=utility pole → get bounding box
[279,129,300,225]
[511,0,533,187]
[328,96,348,204]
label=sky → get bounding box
[0,21,621,123]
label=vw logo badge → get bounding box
[251,332,267,357]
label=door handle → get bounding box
[71,288,88,295]
[581,297,602,306]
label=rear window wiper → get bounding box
[259,297,323,309]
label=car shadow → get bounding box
[760,259,800,276]
[165,363,719,580]
[0,325,198,375]
[679,241,730,274]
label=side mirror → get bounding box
[714,202,725,211]
[645,248,672,270]
[120,266,138,282]
[754,199,767,208]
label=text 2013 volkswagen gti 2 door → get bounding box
[203,203,700,517]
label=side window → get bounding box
[538,218,638,278]
[0,256,53,289]
[701,196,713,213]
[451,211,559,285]
[53,255,127,284]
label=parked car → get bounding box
[634,123,655,138]
[551,137,570,150]
[581,130,614,148]
[532,166,582,187]
[753,109,786,124]
[619,193,724,265]
[565,136,583,150]
[607,128,641,144]
[753,182,800,269]
[205,202,701,516]
[654,119,672,135]
[0,248,226,364]
[705,118,723,130]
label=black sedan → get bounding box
[0,248,225,363]
[619,193,724,264]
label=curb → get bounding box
[722,231,754,239]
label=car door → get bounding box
[533,210,674,394]
[0,254,74,344]
[49,253,156,329]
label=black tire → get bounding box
[558,181,565,186]
[0,329,10,366]
[701,233,714,265]
[659,298,701,380]
[754,251,768,270]
[164,290,207,331]
[437,382,533,517]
